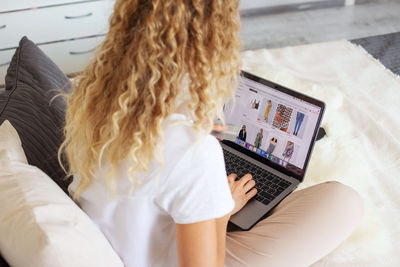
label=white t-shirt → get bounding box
[69,114,234,267]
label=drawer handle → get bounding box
[0,61,10,67]
[65,12,93,19]
[69,48,95,55]
[0,25,6,30]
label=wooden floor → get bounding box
[240,0,400,50]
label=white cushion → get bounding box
[0,120,27,163]
[0,120,123,267]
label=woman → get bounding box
[266,137,277,156]
[238,125,247,142]
[254,128,263,149]
[59,1,363,266]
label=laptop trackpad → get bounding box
[229,199,269,230]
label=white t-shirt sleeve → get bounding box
[155,135,234,224]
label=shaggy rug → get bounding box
[239,40,400,267]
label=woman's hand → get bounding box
[227,173,257,216]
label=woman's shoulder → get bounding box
[162,114,222,161]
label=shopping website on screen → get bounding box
[224,75,321,173]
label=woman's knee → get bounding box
[318,181,364,225]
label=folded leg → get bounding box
[226,181,363,267]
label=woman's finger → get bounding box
[227,173,237,184]
[242,178,256,193]
[238,173,252,187]
[245,188,258,201]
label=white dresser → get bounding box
[0,0,115,87]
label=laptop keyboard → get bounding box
[223,149,292,205]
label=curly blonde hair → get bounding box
[59,0,241,199]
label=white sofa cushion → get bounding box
[0,120,123,267]
[0,120,27,163]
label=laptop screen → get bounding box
[224,71,324,178]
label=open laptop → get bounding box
[222,70,325,230]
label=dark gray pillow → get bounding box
[0,36,72,194]
[0,253,8,267]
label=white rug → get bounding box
[241,40,400,267]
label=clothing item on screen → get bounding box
[293,112,305,136]
[282,141,294,162]
[272,104,293,132]
[266,137,277,155]
[264,100,272,122]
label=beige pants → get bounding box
[226,181,363,267]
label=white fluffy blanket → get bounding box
[241,40,400,267]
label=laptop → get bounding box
[222,70,325,230]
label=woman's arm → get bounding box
[176,173,256,267]
[176,213,229,267]
[216,214,231,266]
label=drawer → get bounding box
[1,0,105,13]
[0,36,103,87]
[39,36,105,75]
[0,0,114,49]
[0,49,15,86]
